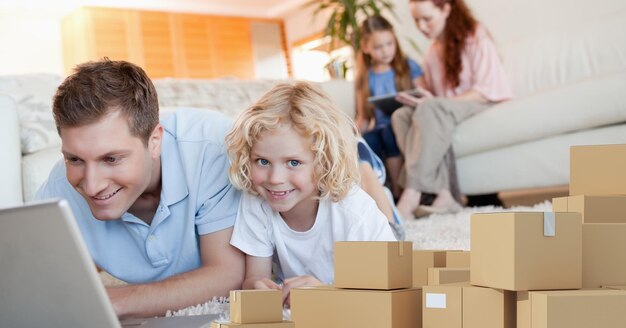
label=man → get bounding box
[36,59,244,318]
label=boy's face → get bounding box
[60,110,162,221]
[250,125,318,225]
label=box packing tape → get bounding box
[543,212,555,237]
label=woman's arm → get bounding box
[413,75,426,90]
[465,27,513,102]
[451,89,489,103]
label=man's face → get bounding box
[60,110,162,221]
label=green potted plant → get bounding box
[310,0,395,52]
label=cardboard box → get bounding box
[516,292,531,328]
[427,268,470,286]
[291,286,422,328]
[570,144,626,196]
[582,223,626,288]
[423,284,463,328]
[229,290,282,324]
[334,241,412,290]
[423,284,515,328]
[552,195,626,223]
[446,251,470,268]
[413,250,447,287]
[463,286,515,328]
[517,289,626,328]
[211,322,294,328]
[471,212,582,291]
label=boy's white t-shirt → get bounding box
[230,186,397,284]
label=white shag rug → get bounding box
[403,201,553,250]
[160,201,553,317]
[87,201,561,316]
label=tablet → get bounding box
[367,89,423,116]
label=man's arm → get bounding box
[107,227,245,318]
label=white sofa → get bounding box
[2,4,626,208]
[0,77,355,208]
[449,5,626,195]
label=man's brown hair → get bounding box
[52,58,159,145]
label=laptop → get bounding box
[0,200,222,328]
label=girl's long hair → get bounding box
[355,15,412,121]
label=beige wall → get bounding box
[279,0,427,62]
[0,12,64,75]
[3,0,626,76]
[280,0,626,63]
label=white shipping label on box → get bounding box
[426,293,447,308]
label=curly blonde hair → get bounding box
[226,81,360,202]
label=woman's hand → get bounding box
[396,87,433,108]
[280,275,322,307]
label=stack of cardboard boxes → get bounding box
[223,145,626,328]
[211,290,294,328]
[422,233,522,328]
[412,250,471,287]
[290,241,422,328]
[421,144,626,328]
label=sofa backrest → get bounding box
[464,0,626,98]
[497,11,626,98]
[154,78,355,119]
[0,74,356,205]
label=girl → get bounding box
[355,15,424,199]
[392,0,512,218]
[225,82,396,304]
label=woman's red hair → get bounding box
[413,0,477,88]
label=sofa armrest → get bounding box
[316,80,355,119]
[454,70,626,157]
[0,95,23,207]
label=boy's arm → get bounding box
[281,275,323,307]
[241,255,275,290]
[107,227,245,318]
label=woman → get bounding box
[393,0,512,219]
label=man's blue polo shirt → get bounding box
[35,109,241,284]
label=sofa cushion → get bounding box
[454,70,626,157]
[0,74,62,155]
[22,146,63,202]
[0,95,23,208]
[458,123,626,194]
